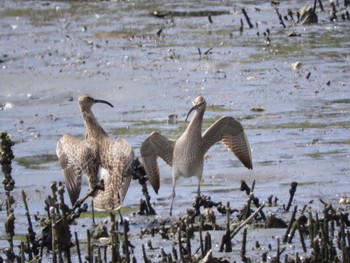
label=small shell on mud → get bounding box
[251,106,266,112]
[339,196,350,205]
[1,102,13,110]
[292,62,303,70]
[288,31,301,37]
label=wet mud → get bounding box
[0,0,350,261]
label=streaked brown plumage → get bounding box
[56,95,133,210]
[141,96,253,215]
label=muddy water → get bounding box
[0,0,350,261]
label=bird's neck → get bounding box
[184,110,204,138]
[82,111,108,139]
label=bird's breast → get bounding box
[173,135,204,176]
[173,148,204,179]
[172,158,204,179]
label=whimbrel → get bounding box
[56,95,134,210]
[141,96,252,215]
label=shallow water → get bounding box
[0,0,350,261]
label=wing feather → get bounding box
[140,132,175,194]
[202,116,253,169]
[56,134,99,205]
[115,138,134,205]
[93,138,134,210]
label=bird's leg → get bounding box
[91,199,96,225]
[170,184,176,216]
[197,176,202,197]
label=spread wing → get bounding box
[202,116,253,169]
[116,138,134,205]
[140,132,175,194]
[93,137,134,210]
[56,134,100,206]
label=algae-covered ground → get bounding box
[0,0,349,261]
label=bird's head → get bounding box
[78,95,114,111]
[185,96,206,121]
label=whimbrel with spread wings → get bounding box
[56,95,133,210]
[141,96,253,215]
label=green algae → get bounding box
[112,126,158,136]
[259,160,276,166]
[258,121,350,130]
[15,154,57,170]
[80,206,138,219]
[305,150,344,159]
[206,106,231,112]
[326,99,350,105]
[0,234,26,242]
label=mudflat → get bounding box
[0,0,349,261]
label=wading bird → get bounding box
[56,95,134,210]
[141,96,253,215]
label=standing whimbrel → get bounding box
[56,95,134,210]
[141,96,253,215]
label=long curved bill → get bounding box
[94,99,114,108]
[185,105,197,122]
[185,99,205,121]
